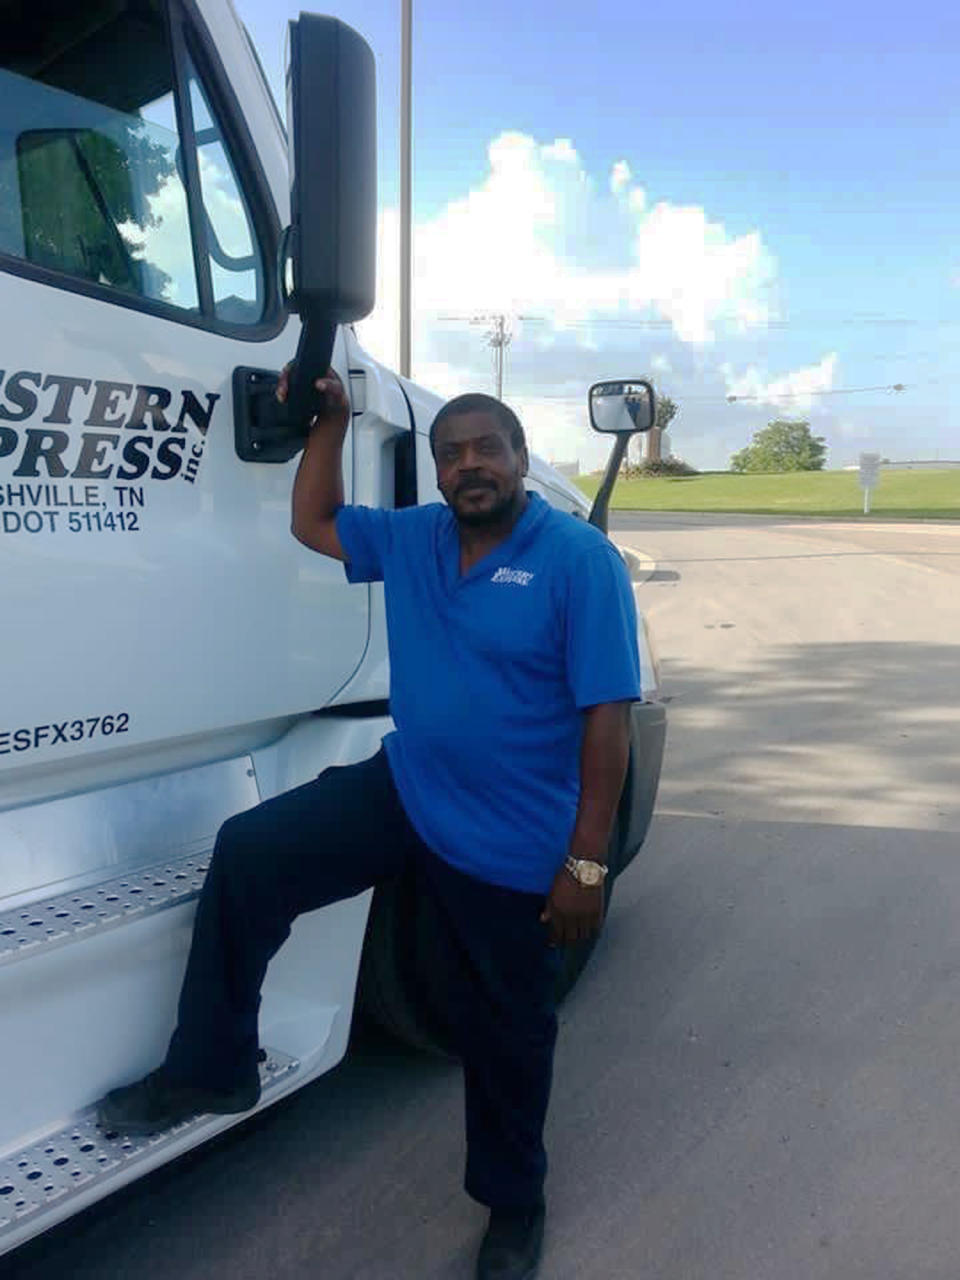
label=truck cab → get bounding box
[0,0,665,1255]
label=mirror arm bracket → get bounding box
[588,432,633,533]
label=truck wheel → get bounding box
[356,872,454,1057]
[359,820,622,1053]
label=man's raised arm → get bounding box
[279,365,350,560]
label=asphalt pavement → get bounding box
[6,513,960,1280]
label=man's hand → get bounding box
[542,701,630,948]
[540,866,605,947]
[277,363,350,432]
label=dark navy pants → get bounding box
[164,749,559,1210]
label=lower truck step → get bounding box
[0,1047,299,1254]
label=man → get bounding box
[99,370,642,1280]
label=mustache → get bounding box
[455,480,497,496]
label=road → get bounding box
[6,514,960,1280]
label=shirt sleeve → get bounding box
[334,505,394,584]
[565,542,644,708]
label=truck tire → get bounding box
[358,816,623,1053]
[357,872,455,1057]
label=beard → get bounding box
[451,485,519,526]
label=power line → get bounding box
[520,381,924,406]
[724,382,908,402]
[431,314,944,403]
[435,313,960,333]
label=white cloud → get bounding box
[721,353,838,411]
[408,357,479,402]
[119,173,196,307]
[197,149,254,258]
[542,138,579,165]
[628,187,647,215]
[513,395,593,465]
[837,418,873,440]
[631,206,773,343]
[356,130,787,466]
[360,130,776,357]
[360,206,401,369]
[120,149,254,310]
[610,160,631,194]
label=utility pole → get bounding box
[486,313,511,399]
[438,312,543,400]
[399,0,412,378]
[472,313,523,398]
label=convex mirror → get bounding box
[589,380,656,434]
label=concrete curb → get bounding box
[615,544,657,585]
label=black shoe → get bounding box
[476,1204,545,1280]
[97,1066,261,1136]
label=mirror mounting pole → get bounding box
[588,433,632,534]
[286,310,337,427]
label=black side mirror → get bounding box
[284,15,377,424]
[586,378,657,533]
[234,17,378,461]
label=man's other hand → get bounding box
[277,364,350,431]
[540,868,604,946]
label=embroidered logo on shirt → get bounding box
[491,567,534,586]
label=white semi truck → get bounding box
[0,0,666,1257]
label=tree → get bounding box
[730,419,827,473]
[640,394,678,466]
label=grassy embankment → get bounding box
[573,469,960,519]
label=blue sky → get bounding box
[236,0,960,471]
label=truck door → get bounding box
[0,0,368,798]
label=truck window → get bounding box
[0,0,267,328]
[186,56,263,325]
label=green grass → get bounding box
[573,469,960,518]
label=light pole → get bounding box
[399,0,412,378]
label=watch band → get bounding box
[564,856,609,886]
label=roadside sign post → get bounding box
[858,452,881,514]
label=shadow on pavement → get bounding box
[5,643,960,1279]
[550,809,960,1280]
[656,640,960,830]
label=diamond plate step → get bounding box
[0,1048,298,1245]
[0,851,211,968]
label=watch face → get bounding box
[578,861,603,886]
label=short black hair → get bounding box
[429,393,526,457]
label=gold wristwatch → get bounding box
[564,856,608,887]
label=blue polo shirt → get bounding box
[335,492,642,893]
